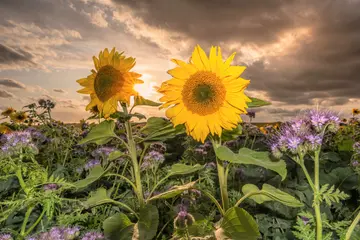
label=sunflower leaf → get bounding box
[215,146,287,180]
[148,181,196,201]
[73,165,107,189]
[216,207,260,240]
[103,213,134,240]
[141,117,185,142]
[168,163,204,176]
[247,97,271,108]
[78,120,117,145]
[242,184,304,207]
[85,187,114,208]
[133,95,161,107]
[133,204,159,240]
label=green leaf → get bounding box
[108,150,123,161]
[131,112,146,120]
[247,97,271,108]
[221,125,243,141]
[85,187,113,208]
[217,207,260,240]
[215,146,287,180]
[73,165,106,189]
[133,204,159,240]
[242,184,303,207]
[337,138,355,151]
[133,95,161,107]
[141,117,185,142]
[148,181,196,201]
[103,213,134,240]
[78,120,116,145]
[168,163,203,176]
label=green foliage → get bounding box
[215,146,287,180]
[73,165,106,189]
[242,183,303,207]
[140,117,185,142]
[247,97,271,108]
[133,204,159,240]
[133,96,162,108]
[217,207,260,240]
[103,213,134,240]
[78,120,117,145]
[317,184,349,206]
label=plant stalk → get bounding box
[20,206,34,236]
[123,105,144,206]
[345,210,360,240]
[313,150,322,240]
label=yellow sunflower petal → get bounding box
[191,45,210,71]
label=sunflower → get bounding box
[1,107,16,117]
[10,111,28,123]
[158,45,251,142]
[0,124,12,134]
[77,48,143,117]
[259,126,268,135]
[353,108,360,116]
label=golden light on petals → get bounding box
[76,47,143,117]
[158,45,251,142]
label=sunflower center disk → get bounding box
[94,65,125,102]
[182,71,226,116]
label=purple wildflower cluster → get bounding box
[25,127,49,145]
[194,141,212,156]
[84,159,101,170]
[91,147,116,159]
[353,142,360,154]
[43,183,58,191]
[174,203,195,229]
[269,109,340,157]
[27,226,80,240]
[141,150,165,171]
[246,110,256,122]
[0,131,38,157]
[80,231,105,240]
[149,142,166,153]
[0,233,12,240]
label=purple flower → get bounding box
[149,142,167,153]
[43,183,58,191]
[84,159,101,170]
[0,131,38,156]
[0,234,12,240]
[301,216,310,225]
[141,151,165,170]
[205,162,216,168]
[353,142,360,153]
[286,136,302,150]
[352,161,359,167]
[81,231,104,240]
[306,109,340,132]
[246,110,256,119]
[91,147,116,159]
[29,226,80,240]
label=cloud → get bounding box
[112,0,360,107]
[81,96,91,101]
[53,88,67,94]
[0,78,26,89]
[0,89,15,98]
[83,7,109,28]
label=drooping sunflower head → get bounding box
[1,107,16,117]
[10,111,28,123]
[353,108,360,115]
[77,48,144,117]
[158,45,251,142]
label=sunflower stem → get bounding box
[211,138,229,212]
[123,105,144,207]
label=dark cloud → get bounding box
[113,0,360,106]
[0,89,15,98]
[0,44,36,66]
[53,88,67,93]
[0,78,26,89]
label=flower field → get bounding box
[0,46,360,240]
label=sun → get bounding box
[133,73,156,98]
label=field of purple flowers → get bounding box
[0,101,359,240]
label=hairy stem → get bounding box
[25,207,46,236]
[313,150,322,240]
[123,105,144,207]
[20,206,34,236]
[345,210,360,240]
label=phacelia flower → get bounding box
[91,147,116,159]
[0,233,13,240]
[81,231,105,240]
[29,226,80,240]
[141,151,165,170]
[84,159,101,170]
[43,183,58,191]
[0,131,38,157]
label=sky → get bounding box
[1,0,360,123]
